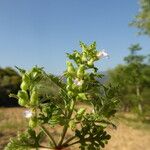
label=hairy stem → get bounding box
[61,136,76,146]
[40,125,57,147]
[66,140,80,147]
[58,100,75,146]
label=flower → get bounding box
[24,110,32,118]
[74,78,84,86]
[97,50,109,59]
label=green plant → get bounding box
[5,42,118,150]
[130,0,150,36]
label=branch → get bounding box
[62,136,76,146]
[66,140,80,147]
[40,125,57,147]
[58,101,75,146]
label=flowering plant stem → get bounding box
[40,125,57,148]
[58,100,75,147]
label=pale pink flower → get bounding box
[74,78,84,86]
[24,110,32,118]
[97,50,109,59]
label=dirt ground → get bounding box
[0,108,150,150]
[104,123,150,150]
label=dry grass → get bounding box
[0,107,27,149]
[0,107,150,150]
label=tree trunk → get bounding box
[136,85,143,115]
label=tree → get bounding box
[108,44,150,117]
[0,67,21,106]
[124,44,147,115]
[130,0,150,36]
[108,65,135,112]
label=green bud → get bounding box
[71,84,78,90]
[18,98,27,106]
[81,44,86,52]
[77,65,85,78]
[17,90,28,101]
[75,53,80,58]
[87,59,94,67]
[66,85,72,91]
[32,71,41,79]
[20,81,29,91]
[29,117,37,128]
[33,72,38,78]
[66,61,75,74]
[81,53,87,62]
[67,91,74,97]
[67,77,73,85]
[77,93,87,100]
[30,91,39,106]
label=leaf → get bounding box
[15,66,26,75]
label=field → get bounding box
[0,107,150,150]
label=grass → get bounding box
[117,112,150,131]
[0,107,27,149]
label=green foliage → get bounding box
[124,44,145,64]
[75,123,111,150]
[0,67,21,106]
[6,42,118,150]
[130,0,150,36]
[5,129,44,150]
[108,44,150,117]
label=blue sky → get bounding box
[0,0,149,74]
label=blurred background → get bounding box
[0,0,150,149]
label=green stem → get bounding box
[58,125,68,146]
[66,140,80,147]
[58,100,75,146]
[40,125,57,147]
[61,136,76,146]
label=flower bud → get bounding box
[77,65,85,78]
[20,81,29,91]
[67,91,74,97]
[66,85,72,91]
[77,93,87,100]
[17,90,28,101]
[30,91,39,106]
[75,53,80,58]
[87,59,94,67]
[18,98,27,106]
[81,53,87,62]
[67,77,73,85]
[66,61,75,74]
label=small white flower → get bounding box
[24,110,32,118]
[97,50,109,59]
[74,78,84,86]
